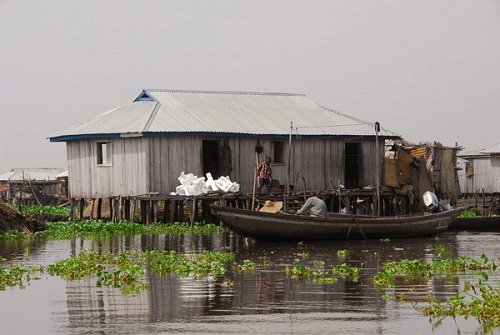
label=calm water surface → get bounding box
[1,231,499,335]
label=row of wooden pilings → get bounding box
[68,194,255,226]
[68,189,415,225]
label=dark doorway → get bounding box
[345,142,361,189]
[202,140,220,177]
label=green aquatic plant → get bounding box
[0,230,32,240]
[35,220,227,240]
[332,263,361,282]
[46,249,147,293]
[296,251,309,259]
[21,205,71,216]
[459,208,500,218]
[336,249,349,257]
[235,259,256,273]
[145,249,235,278]
[373,243,500,328]
[285,258,360,284]
[0,263,43,290]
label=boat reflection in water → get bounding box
[0,231,499,335]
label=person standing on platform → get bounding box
[257,156,272,192]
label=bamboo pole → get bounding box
[375,121,381,216]
[252,151,258,210]
[252,140,263,210]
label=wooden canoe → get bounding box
[211,205,466,241]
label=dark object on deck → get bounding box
[211,205,466,241]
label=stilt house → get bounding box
[0,168,65,205]
[49,89,400,201]
[458,143,500,195]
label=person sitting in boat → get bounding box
[296,194,327,217]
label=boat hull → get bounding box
[211,205,466,241]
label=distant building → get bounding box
[458,143,500,195]
[0,168,65,205]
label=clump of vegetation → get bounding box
[1,205,226,240]
[28,220,226,240]
[459,208,500,218]
[145,249,235,278]
[20,205,71,217]
[373,243,500,328]
[1,248,244,294]
[47,249,148,294]
[284,249,361,284]
[0,263,44,290]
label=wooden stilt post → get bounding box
[90,198,95,220]
[79,198,85,221]
[153,200,158,223]
[130,199,135,223]
[96,198,102,220]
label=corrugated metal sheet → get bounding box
[0,168,65,181]
[49,89,400,141]
[481,143,500,154]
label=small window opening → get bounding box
[97,142,112,165]
[272,141,285,163]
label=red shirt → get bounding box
[258,161,272,179]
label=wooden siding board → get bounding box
[149,137,203,194]
[68,138,149,198]
[66,135,384,198]
[459,156,500,194]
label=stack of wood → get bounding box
[0,202,34,234]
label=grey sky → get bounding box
[1,0,499,174]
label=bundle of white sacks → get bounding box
[172,172,240,196]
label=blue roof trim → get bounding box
[142,132,399,140]
[50,132,399,142]
[134,90,156,102]
[49,133,122,142]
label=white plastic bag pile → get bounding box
[172,172,240,196]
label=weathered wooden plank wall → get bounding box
[67,136,385,198]
[461,156,500,194]
[67,138,149,198]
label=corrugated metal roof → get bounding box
[0,168,65,181]
[459,142,500,157]
[49,89,401,141]
[481,143,500,154]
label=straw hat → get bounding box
[259,200,283,213]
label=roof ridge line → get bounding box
[143,102,161,132]
[144,89,305,97]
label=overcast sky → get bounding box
[1,0,499,173]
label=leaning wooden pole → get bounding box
[252,141,263,210]
[252,151,258,210]
[285,121,293,213]
[375,121,381,216]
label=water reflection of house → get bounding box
[0,167,65,206]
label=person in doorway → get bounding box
[296,194,327,217]
[257,156,272,192]
[220,137,232,178]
